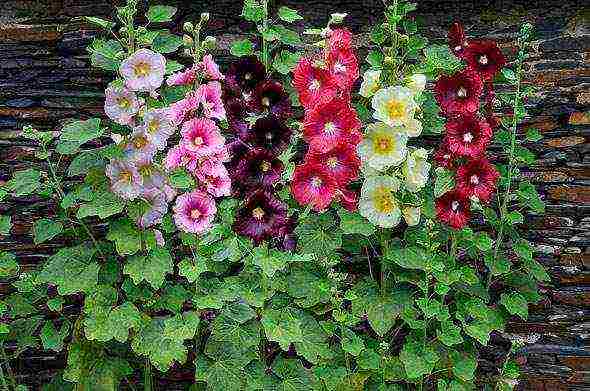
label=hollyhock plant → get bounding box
[167,66,198,87]
[119,48,166,92]
[326,46,359,90]
[196,81,226,121]
[302,98,362,153]
[435,68,483,116]
[455,158,499,203]
[249,80,292,119]
[180,118,225,157]
[169,91,201,125]
[104,85,141,126]
[201,54,224,81]
[291,163,338,212]
[173,190,217,234]
[372,86,418,128]
[306,142,360,186]
[105,160,143,200]
[407,74,427,95]
[463,40,507,81]
[445,113,493,158]
[234,148,284,191]
[233,190,288,245]
[293,58,338,109]
[435,190,471,229]
[357,122,408,171]
[359,176,402,228]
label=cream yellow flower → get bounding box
[407,74,426,95]
[402,118,423,138]
[360,70,382,98]
[402,206,421,226]
[403,148,431,192]
[371,86,417,127]
[357,122,408,171]
[359,176,402,228]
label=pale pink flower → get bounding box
[196,81,226,121]
[136,154,166,189]
[122,128,157,161]
[173,190,217,234]
[120,49,166,92]
[105,160,142,200]
[104,86,141,125]
[137,188,168,228]
[201,55,224,81]
[196,167,231,198]
[142,108,176,150]
[167,66,197,87]
[154,229,165,247]
[180,118,225,157]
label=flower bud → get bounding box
[183,34,194,47]
[329,13,347,25]
[384,56,394,66]
[200,12,210,23]
[183,21,194,33]
[202,35,217,50]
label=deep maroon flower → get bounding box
[277,216,298,251]
[448,22,467,58]
[245,115,292,154]
[234,147,284,191]
[248,80,292,119]
[434,139,459,170]
[233,190,288,245]
[291,163,338,211]
[305,141,360,186]
[226,56,266,94]
[435,68,483,116]
[445,113,493,158]
[225,96,250,139]
[435,190,471,230]
[463,40,507,81]
[336,188,359,212]
[455,158,499,203]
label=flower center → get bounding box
[265,132,273,141]
[120,170,132,182]
[133,136,148,149]
[478,55,489,65]
[326,157,338,168]
[252,207,265,220]
[139,164,152,177]
[244,72,253,80]
[148,119,160,133]
[373,188,395,213]
[386,99,406,120]
[193,136,204,146]
[191,209,202,220]
[324,122,337,135]
[334,62,347,74]
[117,97,131,110]
[311,177,323,188]
[451,200,460,212]
[470,174,480,185]
[374,136,393,154]
[457,86,468,99]
[462,132,474,143]
[133,61,152,77]
[260,160,271,172]
[261,96,271,107]
[309,79,321,91]
[454,45,463,52]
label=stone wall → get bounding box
[0,0,589,390]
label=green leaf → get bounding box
[89,39,124,71]
[33,218,64,244]
[56,118,103,155]
[474,232,493,252]
[77,191,125,219]
[273,25,302,46]
[525,128,543,142]
[178,258,208,283]
[0,252,19,278]
[337,208,375,236]
[262,308,303,351]
[41,320,69,352]
[450,351,477,382]
[84,16,115,30]
[132,317,190,372]
[437,320,464,346]
[230,39,255,56]
[84,294,142,343]
[67,147,110,177]
[399,339,439,380]
[434,167,455,197]
[423,44,463,76]
[295,213,342,259]
[386,246,434,271]
[370,24,386,44]
[292,310,332,364]
[278,6,303,22]
[146,5,177,22]
[107,218,141,256]
[517,181,544,214]
[0,215,11,235]
[357,348,380,370]
[501,68,517,84]
[124,248,173,289]
[272,50,301,75]
[366,50,384,69]
[152,32,183,53]
[272,357,317,390]
[242,0,265,22]
[500,292,529,320]
[6,169,42,197]
[169,167,195,189]
[38,245,99,295]
[195,342,257,391]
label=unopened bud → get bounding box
[200,12,210,23]
[384,56,394,65]
[329,13,347,25]
[183,34,194,47]
[183,21,194,33]
[202,35,217,50]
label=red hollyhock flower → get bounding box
[435,68,483,116]
[302,98,362,153]
[305,141,360,186]
[445,113,493,158]
[326,47,359,91]
[463,40,507,81]
[327,28,353,52]
[335,188,358,212]
[291,163,338,211]
[248,80,292,119]
[293,58,338,109]
[435,190,471,229]
[434,139,459,170]
[448,22,467,58]
[233,190,287,245]
[246,115,292,154]
[455,158,499,203]
[233,147,284,191]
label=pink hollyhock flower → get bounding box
[196,155,228,178]
[291,163,338,211]
[168,91,200,125]
[302,98,362,153]
[167,66,197,86]
[173,190,217,234]
[120,49,166,92]
[293,58,338,110]
[104,85,141,125]
[135,154,166,189]
[435,68,483,116]
[201,54,224,81]
[336,188,358,212]
[455,158,499,203]
[435,190,471,229]
[164,145,199,172]
[137,188,168,228]
[180,118,225,157]
[142,108,175,150]
[305,141,360,186]
[445,114,493,158]
[327,28,353,52]
[463,39,507,81]
[196,168,232,198]
[154,229,165,247]
[105,160,143,200]
[196,81,226,121]
[163,184,177,202]
[326,47,359,90]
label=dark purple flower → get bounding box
[245,115,292,154]
[225,96,250,140]
[225,56,266,94]
[233,190,287,245]
[248,80,292,119]
[233,147,284,191]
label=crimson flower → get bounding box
[326,47,359,90]
[455,158,499,203]
[302,98,362,153]
[448,22,467,58]
[435,190,471,229]
[445,113,493,158]
[233,148,284,191]
[249,80,292,119]
[327,28,353,52]
[463,40,507,81]
[246,115,292,154]
[305,141,360,186]
[233,190,288,245]
[434,139,459,170]
[435,68,483,116]
[293,58,338,110]
[225,56,266,94]
[291,163,338,211]
[335,188,359,212]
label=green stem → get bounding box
[144,359,153,391]
[261,0,270,72]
